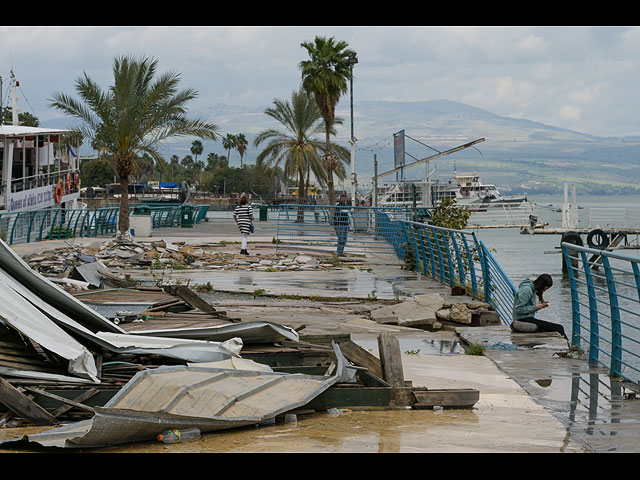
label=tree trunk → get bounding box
[296,168,306,223]
[117,174,131,242]
[325,127,335,206]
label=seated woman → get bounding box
[511,274,568,342]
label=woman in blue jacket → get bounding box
[511,274,568,341]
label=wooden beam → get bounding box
[0,377,56,425]
[23,387,98,417]
[412,388,480,409]
[377,333,405,388]
[338,340,384,380]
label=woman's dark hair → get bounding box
[533,274,553,302]
[239,195,248,206]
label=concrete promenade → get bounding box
[6,214,640,453]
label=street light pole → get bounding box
[347,52,358,206]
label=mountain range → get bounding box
[44,99,640,196]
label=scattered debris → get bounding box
[22,241,365,291]
[369,293,498,331]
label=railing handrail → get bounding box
[561,241,640,384]
[274,203,516,324]
[0,203,209,245]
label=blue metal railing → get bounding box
[0,203,210,245]
[275,204,427,256]
[562,242,640,384]
[275,204,517,325]
[400,221,517,325]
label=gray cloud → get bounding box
[1,26,639,137]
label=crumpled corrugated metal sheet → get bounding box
[128,320,299,344]
[0,239,123,334]
[0,365,339,449]
[0,239,296,381]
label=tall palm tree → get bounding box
[222,134,237,167]
[236,133,248,167]
[254,89,328,210]
[50,55,219,240]
[300,35,355,205]
[190,139,203,163]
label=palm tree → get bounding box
[254,89,327,212]
[190,140,203,163]
[300,35,355,205]
[50,55,219,240]
[236,133,248,167]
[222,134,237,166]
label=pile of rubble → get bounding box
[369,292,500,331]
[23,240,358,289]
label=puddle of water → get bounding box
[353,336,465,356]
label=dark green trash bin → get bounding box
[180,205,194,228]
[259,205,268,221]
[132,205,151,215]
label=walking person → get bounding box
[233,195,254,255]
[511,274,569,342]
[332,194,350,257]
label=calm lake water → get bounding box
[474,194,640,381]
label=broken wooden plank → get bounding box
[338,340,384,380]
[23,387,96,414]
[378,333,405,388]
[172,286,221,315]
[49,388,100,418]
[411,388,480,409]
[0,377,56,425]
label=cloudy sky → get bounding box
[1,25,639,138]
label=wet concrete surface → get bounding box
[4,217,640,453]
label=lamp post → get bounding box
[346,52,358,206]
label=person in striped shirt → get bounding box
[233,195,254,255]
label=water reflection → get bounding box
[528,371,637,442]
[353,336,465,356]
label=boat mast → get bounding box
[10,70,18,125]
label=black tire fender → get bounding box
[586,229,609,249]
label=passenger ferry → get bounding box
[376,172,527,210]
[0,72,80,241]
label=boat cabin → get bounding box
[0,125,80,214]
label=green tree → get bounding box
[2,108,40,126]
[236,133,248,168]
[432,198,471,230]
[205,152,227,171]
[49,55,219,240]
[190,139,203,163]
[300,35,354,205]
[222,134,237,166]
[81,157,115,188]
[254,89,328,214]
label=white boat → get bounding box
[441,173,527,208]
[375,172,527,210]
[0,71,81,241]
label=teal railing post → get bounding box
[26,210,38,243]
[441,229,455,286]
[433,229,446,283]
[9,212,21,245]
[460,234,478,297]
[449,230,465,288]
[474,234,492,305]
[415,225,428,276]
[601,255,623,378]
[580,250,599,361]
[633,262,640,303]
[562,244,583,351]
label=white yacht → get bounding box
[376,172,527,210]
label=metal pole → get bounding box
[349,62,357,206]
[373,154,378,207]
